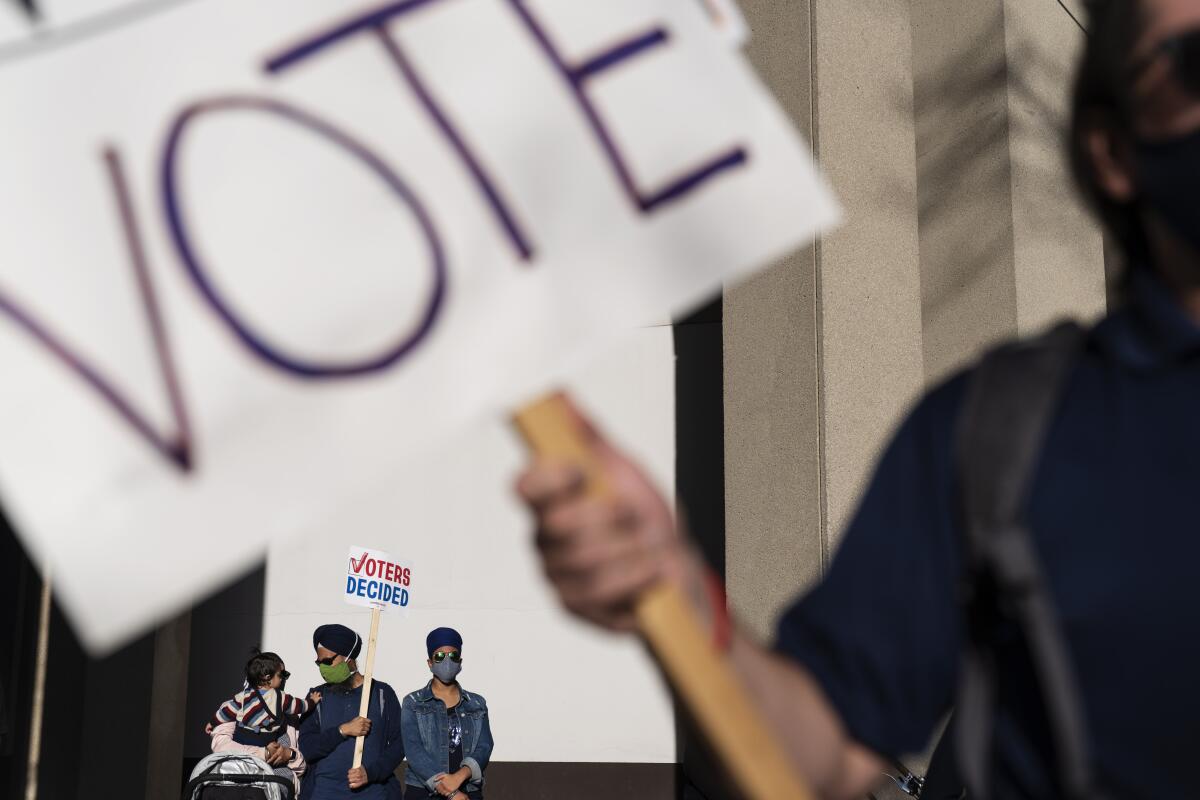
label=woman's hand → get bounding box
[515,400,694,631]
[264,742,292,766]
[338,717,372,737]
[435,767,469,794]
[347,766,368,789]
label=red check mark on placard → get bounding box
[349,553,368,574]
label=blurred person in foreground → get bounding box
[517,1,1200,797]
[298,623,405,799]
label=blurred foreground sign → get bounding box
[0,0,836,651]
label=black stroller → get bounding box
[182,752,295,800]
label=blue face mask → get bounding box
[1136,126,1200,254]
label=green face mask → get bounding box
[318,661,353,685]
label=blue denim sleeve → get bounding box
[400,693,442,786]
[774,371,969,758]
[365,685,405,783]
[463,696,493,779]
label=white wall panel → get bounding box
[263,326,677,763]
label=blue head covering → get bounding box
[426,626,463,658]
[312,624,362,659]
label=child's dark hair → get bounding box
[245,651,284,687]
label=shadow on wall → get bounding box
[181,566,267,780]
[0,507,160,800]
[906,1,1099,381]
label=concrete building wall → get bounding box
[911,0,1019,384]
[911,0,1106,384]
[808,0,927,549]
[723,0,824,645]
[1002,0,1107,333]
[726,0,1105,666]
[726,0,927,645]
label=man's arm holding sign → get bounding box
[364,684,404,785]
[297,702,372,764]
[297,707,337,764]
[515,399,885,799]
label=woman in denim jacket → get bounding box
[401,628,493,799]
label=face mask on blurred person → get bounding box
[431,658,462,684]
[1136,126,1200,257]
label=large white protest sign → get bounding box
[0,0,837,651]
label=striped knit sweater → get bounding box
[212,683,313,734]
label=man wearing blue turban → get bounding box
[298,624,405,799]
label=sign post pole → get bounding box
[352,605,382,770]
[24,570,52,800]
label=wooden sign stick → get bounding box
[25,571,52,800]
[352,605,382,769]
[513,393,813,800]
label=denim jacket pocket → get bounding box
[462,709,484,753]
[413,705,440,751]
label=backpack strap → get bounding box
[252,685,285,728]
[954,321,1097,799]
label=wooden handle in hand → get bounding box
[352,606,381,770]
[513,392,813,800]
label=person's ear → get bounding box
[1085,115,1137,203]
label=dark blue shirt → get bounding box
[775,270,1200,799]
[297,679,404,800]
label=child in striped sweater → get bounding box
[207,651,322,747]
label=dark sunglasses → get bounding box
[314,655,341,666]
[1130,29,1200,95]
[432,650,461,663]
[278,670,291,681]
